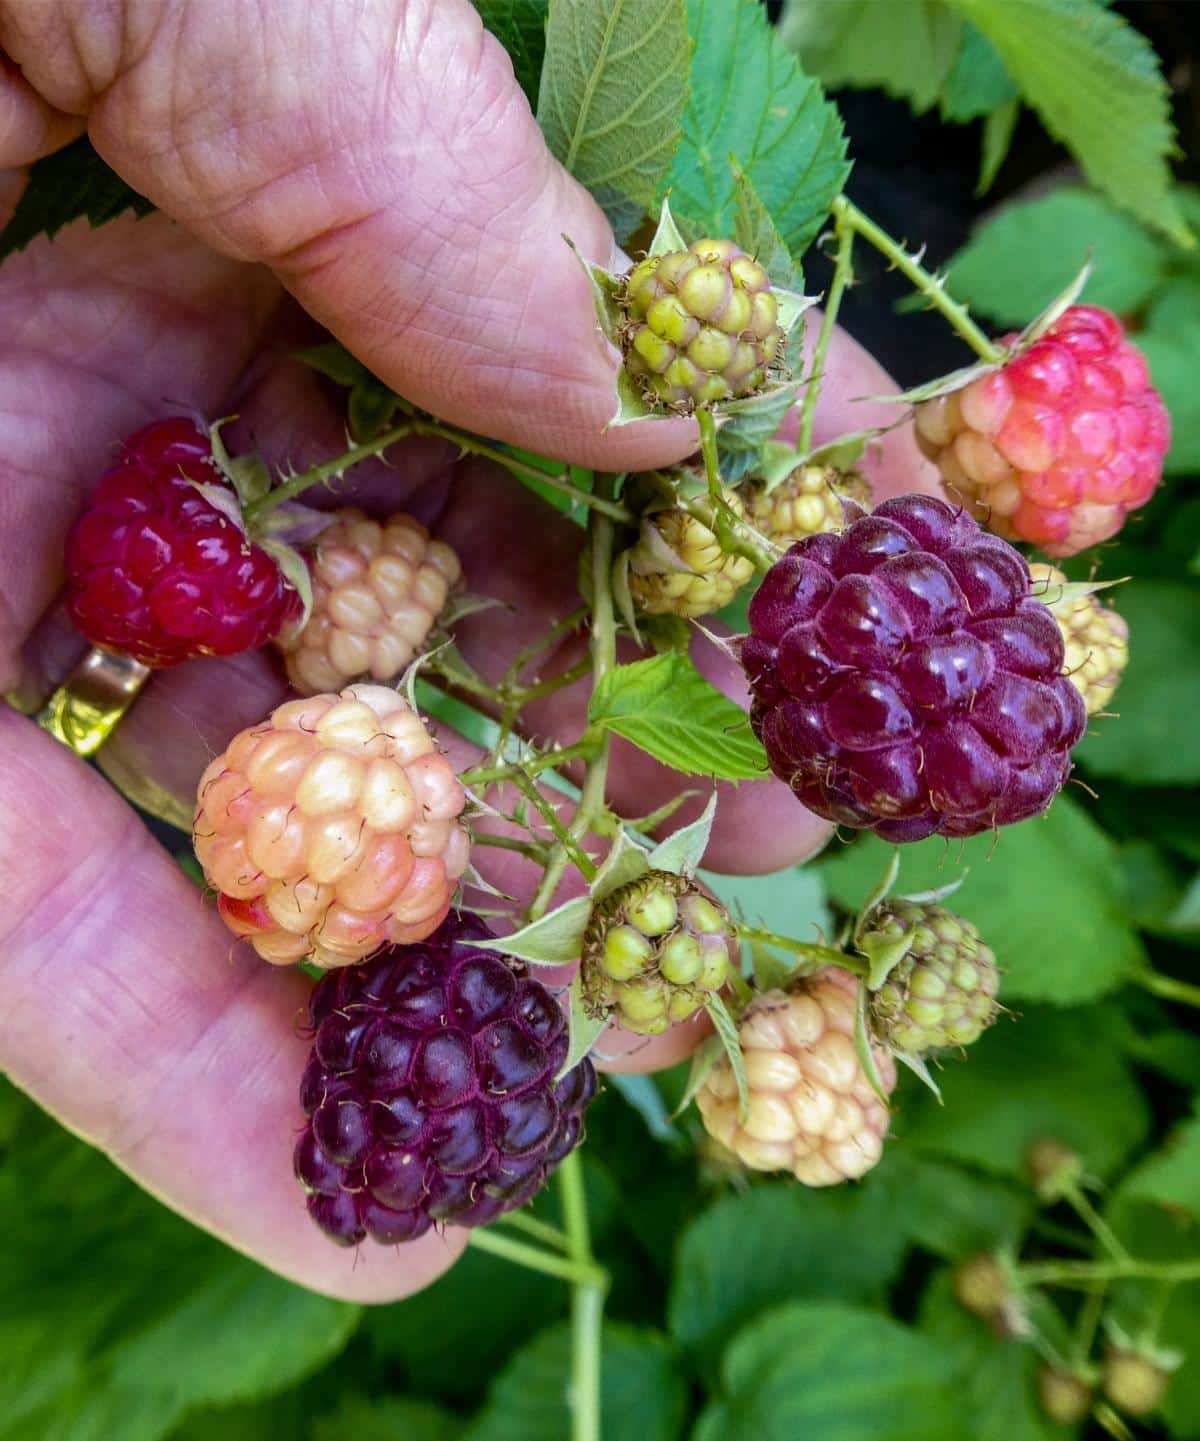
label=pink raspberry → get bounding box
[194,684,470,967]
[915,306,1169,557]
[295,913,597,1245]
[64,418,301,666]
[742,495,1087,842]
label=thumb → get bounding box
[0,0,697,469]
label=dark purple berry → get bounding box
[745,496,1086,839]
[294,913,596,1246]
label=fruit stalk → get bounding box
[1019,1257,1200,1288]
[1136,967,1200,1010]
[797,200,855,454]
[560,1149,606,1441]
[832,196,1005,365]
[467,1225,605,1288]
[734,923,857,973]
[243,420,415,522]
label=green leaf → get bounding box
[537,0,690,237]
[587,651,768,780]
[1137,277,1200,477]
[692,1301,960,1441]
[780,0,962,116]
[899,1004,1150,1181]
[0,1087,359,1441]
[668,1185,910,1361]
[942,0,1191,246]
[474,896,591,964]
[940,20,1017,120]
[820,796,1146,1005]
[668,0,850,257]
[561,972,609,1077]
[474,0,550,107]
[977,97,1019,193]
[730,163,797,288]
[918,1272,1060,1441]
[312,1396,462,1441]
[705,993,748,1119]
[0,137,155,262]
[872,1151,1033,1260]
[943,188,1169,327]
[1079,582,1200,784]
[464,1322,687,1441]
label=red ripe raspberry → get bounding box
[295,913,598,1246]
[64,418,301,666]
[915,306,1169,557]
[742,495,1087,842]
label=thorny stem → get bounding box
[513,773,598,883]
[1136,967,1200,1010]
[797,203,855,454]
[408,417,635,524]
[467,1226,606,1289]
[460,740,598,789]
[560,1150,606,1441]
[833,196,1005,365]
[697,409,722,503]
[473,832,551,863]
[676,493,782,571]
[244,420,415,522]
[735,923,860,973]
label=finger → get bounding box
[0,50,83,166]
[0,0,698,472]
[0,705,465,1301]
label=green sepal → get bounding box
[473,896,591,966]
[706,992,749,1123]
[645,791,718,878]
[610,548,645,646]
[884,358,1003,407]
[853,984,892,1109]
[897,877,967,907]
[557,972,609,1080]
[208,417,272,507]
[894,1048,943,1103]
[646,195,689,257]
[853,850,901,942]
[672,1032,725,1119]
[259,539,315,640]
[858,930,916,993]
[748,938,798,994]
[590,827,652,905]
[1016,259,1094,348]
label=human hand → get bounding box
[0,0,937,1301]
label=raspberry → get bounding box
[194,684,470,967]
[863,900,999,1053]
[952,1253,1013,1319]
[1025,1137,1085,1201]
[742,494,1088,842]
[1103,1349,1173,1417]
[64,417,301,667]
[696,968,895,1185]
[741,465,871,546]
[628,491,755,617]
[295,912,597,1245]
[620,239,786,411]
[581,870,732,1034]
[1037,1367,1093,1426]
[914,306,1169,557]
[279,508,462,695]
[1030,563,1128,715]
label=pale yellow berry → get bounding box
[628,490,755,618]
[741,465,871,546]
[280,509,461,695]
[1030,563,1129,715]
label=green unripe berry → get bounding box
[1037,1367,1093,1426]
[660,932,704,985]
[647,294,698,346]
[603,925,654,980]
[678,263,732,321]
[682,894,724,934]
[626,887,678,937]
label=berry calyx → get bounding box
[279,508,462,695]
[741,464,871,546]
[295,912,597,1245]
[696,968,895,1185]
[627,490,755,618]
[194,684,470,967]
[1025,1136,1085,1201]
[742,494,1088,842]
[914,305,1169,557]
[65,417,302,667]
[952,1252,1029,1336]
[619,239,786,412]
[1037,1366,1094,1425]
[581,870,733,1034]
[1102,1347,1174,1417]
[863,900,999,1054]
[1030,563,1128,716]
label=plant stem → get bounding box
[461,739,598,789]
[832,196,1005,365]
[1136,968,1200,1009]
[244,421,414,522]
[493,1208,572,1252]
[735,923,855,971]
[513,773,598,882]
[676,494,782,571]
[696,409,722,502]
[473,832,550,862]
[1018,1257,1200,1289]
[409,418,634,524]
[560,1150,606,1441]
[1073,1281,1108,1364]
[797,205,855,454]
[467,1226,606,1288]
[1062,1181,1132,1265]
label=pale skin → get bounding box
[0,0,940,1302]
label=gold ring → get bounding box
[34,647,151,757]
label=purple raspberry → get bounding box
[742,494,1087,842]
[294,913,597,1246]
